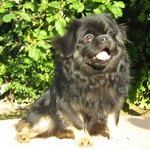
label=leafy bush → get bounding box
[121,0,150,109]
[0,0,126,103]
[0,0,149,110]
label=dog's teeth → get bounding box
[94,57,96,59]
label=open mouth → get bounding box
[94,48,111,62]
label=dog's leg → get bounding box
[15,120,31,143]
[107,111,130,141]
[72,114,93,147]
[15,116,54,143]
[73,128,93,147]
[58,103,93,146]
[55,129,75,139]
[107,111,120,140]
[58,102,84,130]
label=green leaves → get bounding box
[27,40,51,61]
[28,47,41,61]
[92,0,108,3]
[70,1,84,13]
[0,46,4,55]
[0,0,149,110]
[1,0,139,106]
[55,18,66,35]
[3,13,15,22]
[0,1,14,13]
[0,0,127,104]
[3,1,14,9]
[33,28,48,40]
[0,64,7,75]
[23,2,34,11]
[0,0,149,111]
[16,11,31,22]
[107,1,125,18]
[0,7,5,13]
[93,5,106,14]
[48,1,61,8]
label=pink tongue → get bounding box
[95,51,110,60]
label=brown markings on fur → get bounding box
[15,119,30,132]
[56,130,75,139]
[15,116,54,143]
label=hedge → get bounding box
[0,0,149,109]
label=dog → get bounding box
[15,13,130,147]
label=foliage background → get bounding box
[0,0,149,109]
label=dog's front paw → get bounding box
[76,137,93,147]
[74,129,93,147]
[16,132,30,143]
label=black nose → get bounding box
[99,36,108,42]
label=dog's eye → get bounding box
[107,30,115,36]
[83,33,94,43]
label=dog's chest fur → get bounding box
[68,74,122,114]
[56,58,128,120]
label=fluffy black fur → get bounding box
[15,13,130,146]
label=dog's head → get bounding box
[53,13,127,72]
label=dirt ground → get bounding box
[0,116,150,149]
[0,99,150,149]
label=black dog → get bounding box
[15,13,130,147]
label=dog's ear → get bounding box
[103,13,128,44]
[52,19,80,58]
[117,24,128,44]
